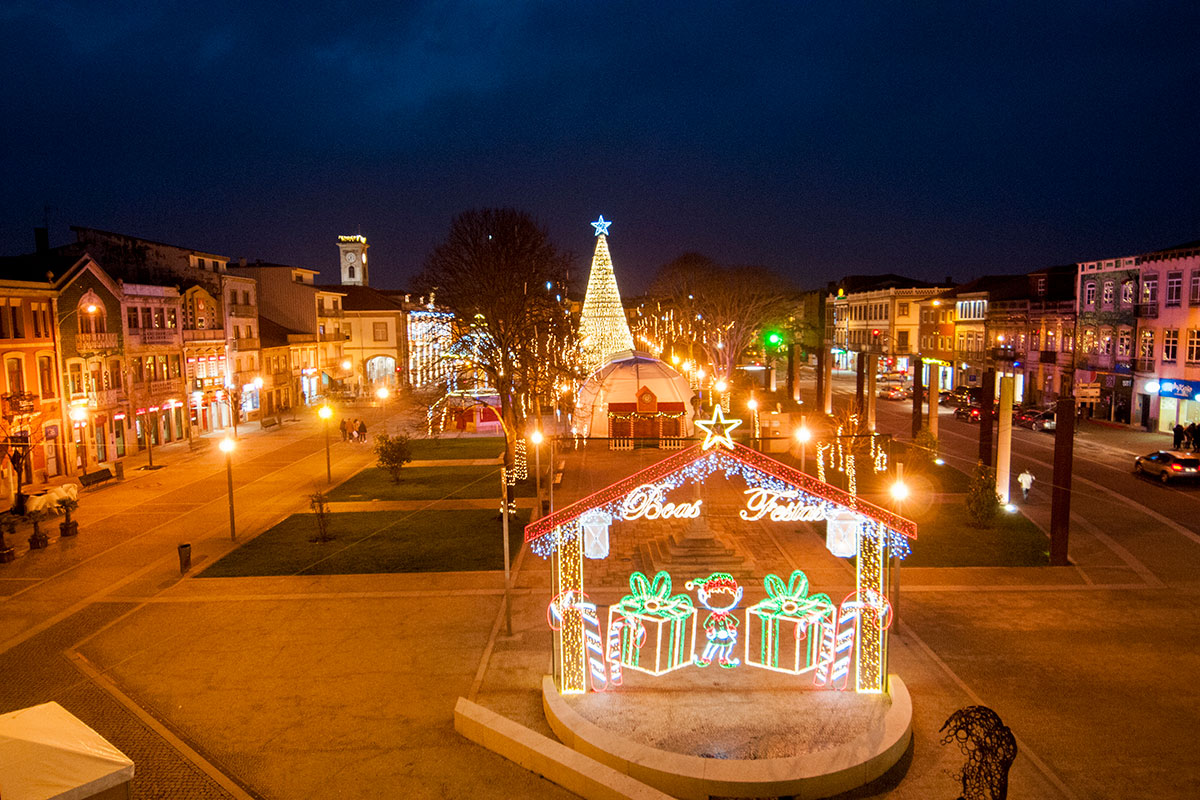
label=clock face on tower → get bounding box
[345,251,357,263]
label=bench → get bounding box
[261,415,281,429]
[79,468,115,488]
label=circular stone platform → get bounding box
[542,669,911,799]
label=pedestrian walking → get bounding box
[357,419,368,442]
[339,418,348,442]
[1017,470,1035,501]
[1186,422,1198,451]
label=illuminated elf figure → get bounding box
[687,572,744,669]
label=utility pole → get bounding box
[1050,398,1075,566]
[995,375,1014,503]
[979,368,995,467]
[927,363,939,446]
[911,356,925,439]
[821,345,833,415]
[855,352,866,415]
[866,353,878,431]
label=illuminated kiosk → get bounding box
[525,408,916,799]
[574,350,696,447]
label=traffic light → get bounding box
[871,329,881,344]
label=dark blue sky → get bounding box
[2,1,1197,294]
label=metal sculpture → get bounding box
[939,705,1017,800]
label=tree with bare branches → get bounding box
[649,254,793,381]
[414,209,575,469]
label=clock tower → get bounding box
[337,235,369,286]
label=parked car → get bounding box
[1015,408,1057,432]
[878,385,912,400]
[1133,450,1200,484]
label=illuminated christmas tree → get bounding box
[579,215,635,374]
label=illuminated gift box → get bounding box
[608,571,697,676]
[744,571,835,675]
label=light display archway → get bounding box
[526,435,916,697]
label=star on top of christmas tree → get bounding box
[591,215,612,236]
[695,405,742,451]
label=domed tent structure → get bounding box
[574,350,696,447]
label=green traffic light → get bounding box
[766,332,783,345]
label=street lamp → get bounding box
[794,420,811,474]
[376,386,389,403]
[318,404,333,483]
[219,436,236,541]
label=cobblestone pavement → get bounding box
[0,602,242,799]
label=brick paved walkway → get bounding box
[0,602,242,799]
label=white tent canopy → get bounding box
[574,350,696,438]
[0,702,134,800]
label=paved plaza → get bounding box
[2,386,1199,798]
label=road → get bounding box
[866,381,1200,799]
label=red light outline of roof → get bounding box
[524,442,916,545]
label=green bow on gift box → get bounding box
[756,570,834,621]
[615,571,694,618]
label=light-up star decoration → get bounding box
[591,215,612,237]
[695,405,742,451]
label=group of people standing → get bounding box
[339,418,369,443]
[1171,422,1199,450]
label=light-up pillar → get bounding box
[856,524,888,694]
[927,364,939,445]
[996,375,1014,503]
[555,525,586,694]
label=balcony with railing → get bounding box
[133,329,180,346]
[148,378,181,397]
[1039,350,1057,364]
[183,327,225,342]
[232,337,260,351]
[75,332,119,352]
[90,388,126,408]
[2,392,37,416]
[1133,358,1157,373]
[989,346,1019,362]
[227,303,256,318]
[317,306,344,318]
[319,331,346,342]
[1135,303,1159,319]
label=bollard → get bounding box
[113,461,125,481]
[177,543,191,573]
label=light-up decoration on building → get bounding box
[608,571,696,676]
[407,309,455,389]
[578,216,635,373]
[620,483,703,520]
[689,572,744,669]
[580,509,611,559]
[527,442,914,695]
[745,571,834,674]
[826,511,860,558]
[694,405,741,451]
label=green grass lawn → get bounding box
[899,499,1048,567]
[199,509,530,576]
[824,455,972,497]
[329,465,535,501]
[409,436,505,461]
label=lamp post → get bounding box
[375,385,389,409]
[318,404,333,483]
[219,436,236,541]
[794,419,811,475]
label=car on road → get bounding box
[940,387,982,407]
[954,404,982,422]
[1015,408,1057,432]
[878,385,912,400]
[1133,450,1200,483]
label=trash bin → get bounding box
[113,461,125,480]
[177,543,191,573]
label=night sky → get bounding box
[2,2,1197,294]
